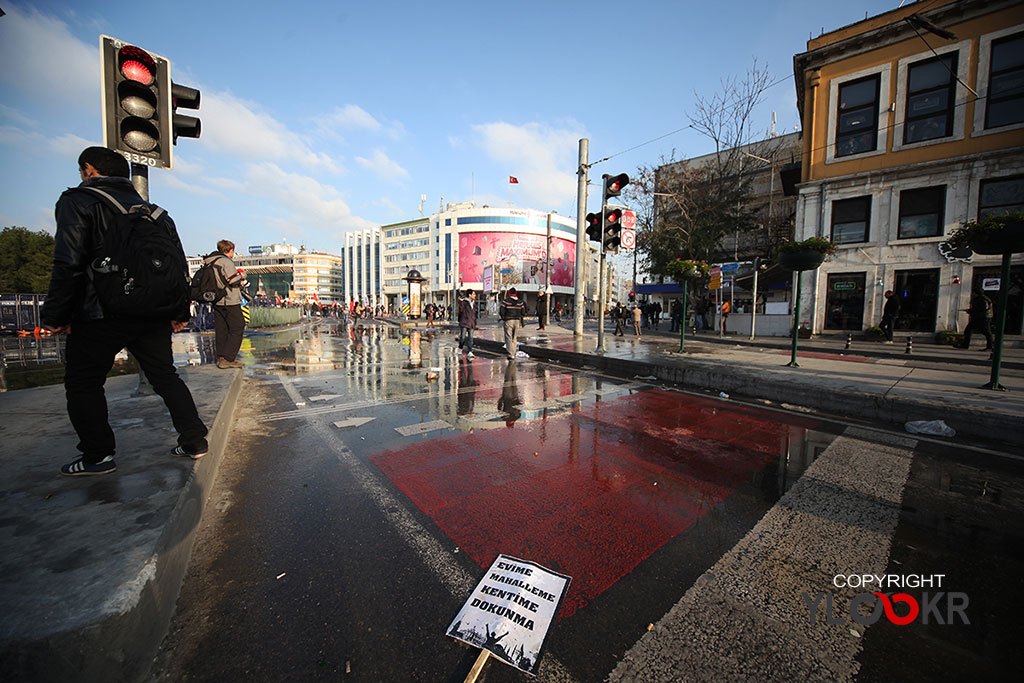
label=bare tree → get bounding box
[634,60,783,274]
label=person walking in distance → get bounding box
[536,290,548,331]
[632,303,642,337]
[879,290,900,344]
[204,240,247,367]
[958,290,994,351]
[499,287,526,359]
[41,146,209,475]
[613,302,626,336]
[457,289,478,359]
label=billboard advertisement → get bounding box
[459,232,575,288]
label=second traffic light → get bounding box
[603,173,629,201]
[585,212,603,242]
[603,207,623,254]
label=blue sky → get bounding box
[0,0,900,257]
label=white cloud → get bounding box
[472,121,585,209]
[315,104,405,142]
[162,173,226,199]
[49,133,96,159]
[355,150,410,181]
[0,5,97,105]
[373,197,408,218]
[245,162,376,236]
[200,91,342,173]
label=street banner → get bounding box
[447,555,571,677]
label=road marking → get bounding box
[275,376,578,682]
[332,416,376,429]
[395,420,450,436]
[309,393,345,402]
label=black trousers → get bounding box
[962,318,993,349]
[64,319,208,463]
[213,304,245,361]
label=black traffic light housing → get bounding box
[585,212,602,242]
[603,173,629,200]
[100,35,201,171]
[603,207,623,254]
[172,83,201,142]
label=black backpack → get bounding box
[189,260,227,303]
[80,186,189,318]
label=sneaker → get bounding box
[466,352,475,359]
[61,455,116,476]
[172,445,208,459]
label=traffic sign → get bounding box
[621,209,636,229]
[621,228,636,249]
[721,262,739,272]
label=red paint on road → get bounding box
[370,390,818,619]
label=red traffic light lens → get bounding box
[118,46,155,85]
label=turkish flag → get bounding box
[509,176,519,184]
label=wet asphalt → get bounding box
[138,321,1021,681]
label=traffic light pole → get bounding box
[596,250,606,353]
[130,163,154,396]
[574,139,589,337]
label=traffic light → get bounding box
[585,212,602,242]
[603,207,623,254]
[172,83,201,143]
[100,35,201,170]
[603,173,629,201]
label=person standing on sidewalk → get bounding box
[632,303,642,337]
[879,290,900,344]
[536,290,548,331]
[42,146,209,475]
[457,289,478,359]
[613,302,626,336]
[499,287,526,359]
[204,240,247,368]
[958,291,994,351]
[720,299,731,335]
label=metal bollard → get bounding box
[845,334,852,350]
[905,336,913,355]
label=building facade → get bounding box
[793,0,1024,336]
[342,228,384,307]
[381,217,431,309]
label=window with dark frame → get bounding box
[898,186,946,239]
[985,32,1024,130]
[904,54,957,144]
[836,74,880,157]
[978,176,1024,218]
[831,196,871,244]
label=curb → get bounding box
[473,338,1024,448]
[0,368,245,683]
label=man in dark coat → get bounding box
[41,147,208,476]
[880,290,900,343]
[457,289,478,359]
[958,291,994,351]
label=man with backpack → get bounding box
[41,147,209,476]
[201,240,247,368]
[499,287,526,360]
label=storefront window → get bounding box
[894,269,939,332]
[824,273,866,330]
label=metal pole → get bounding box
[574,139,589,336]
[679,279,688,353]
[597,251,606,353]
[545,212,553,324]
[788,270,802,367]
[131,163,154,396]
[982,252,1012,390]
[750,257,759,340]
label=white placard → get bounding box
[447,554,571,676]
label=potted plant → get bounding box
[776,237,838,271]
[947,212,1024,255]
[664,258,711,282]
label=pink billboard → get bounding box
[458,232,575,288]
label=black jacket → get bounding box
[499,293,526,321]
[41,176,189,326]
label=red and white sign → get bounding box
[621,209,636,229]
[621,229,636,249]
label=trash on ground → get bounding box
[905,419,956,437]
[634,375,657,381]
[276,572,286,580]
[516,351,529,358]
[781,403,815,413]
[718,392,729,399]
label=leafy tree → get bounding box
[0,227,55,293]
